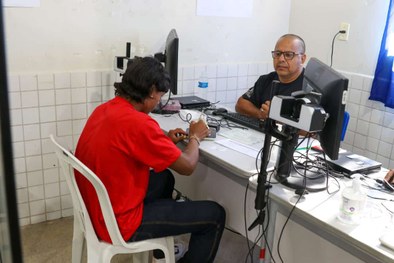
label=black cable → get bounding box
[244,180,254,263]
[218,118,248,131]
[277,137,310,262]
[253,139,297,263]
[367,195,394,202]
[224,226,243,235]
[276,189,304,263]
[258,142,277,262]
[274,136,342,262]
[247,141,278,263]
[244,140,268,263]
[381,202,394,214]
[263,170,277,263]
[330,30,346,68]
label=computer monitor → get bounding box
[154,29,179,95]
[273,57,348,192]
[304,58,348,160]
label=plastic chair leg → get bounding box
[72,217,84,263]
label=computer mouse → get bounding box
[212,108,228,115]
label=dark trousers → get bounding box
[128,169,226,263]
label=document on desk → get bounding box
[215,138,260,158]
[219,129,262,146]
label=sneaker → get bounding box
[176,195,190,202]
[153,241,188,262]
[174,241,187,261]
[172,189,182,200]
[172,189,190,202]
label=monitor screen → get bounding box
[304,57,348,160]
[155,29,179,95]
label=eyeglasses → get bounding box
[271,51,303,60]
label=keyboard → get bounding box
[218,112,265,132]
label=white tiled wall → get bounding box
[9,70,119,226]
[340,72,394,169]
[8,63,394,226]
[175,62,273,105]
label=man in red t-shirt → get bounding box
[75,57,225,263]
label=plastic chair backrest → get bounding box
[50,135,175,263]
[50,134,127,247]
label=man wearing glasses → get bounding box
[235,34,307,120]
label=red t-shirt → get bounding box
[75,96,182,243]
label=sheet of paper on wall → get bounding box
[196,0,253,18]
[3,0,40,7]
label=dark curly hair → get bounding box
[114,56,171,103]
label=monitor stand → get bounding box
[274,128,327,193]
[275,167,328,193]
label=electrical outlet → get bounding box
[338,22,350,41]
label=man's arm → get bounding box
[169,119,209,175]
[235,97,268,120]
[236,97,311,137]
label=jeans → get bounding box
[128,169,226,263]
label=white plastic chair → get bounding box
[50,134,175,263]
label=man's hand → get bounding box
[188,119,210,141]
[259,101,270,120]
[384,169,394,184]
[168,128,188,144]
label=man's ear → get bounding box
[301,54,307,65]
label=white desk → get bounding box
[152,111,394,263]
[249,173,394,263]
[153,112,276,178]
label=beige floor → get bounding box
[21,216,260,263]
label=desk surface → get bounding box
[249,172,394,263]
[152,112,277,178]
[152,110,394,263]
